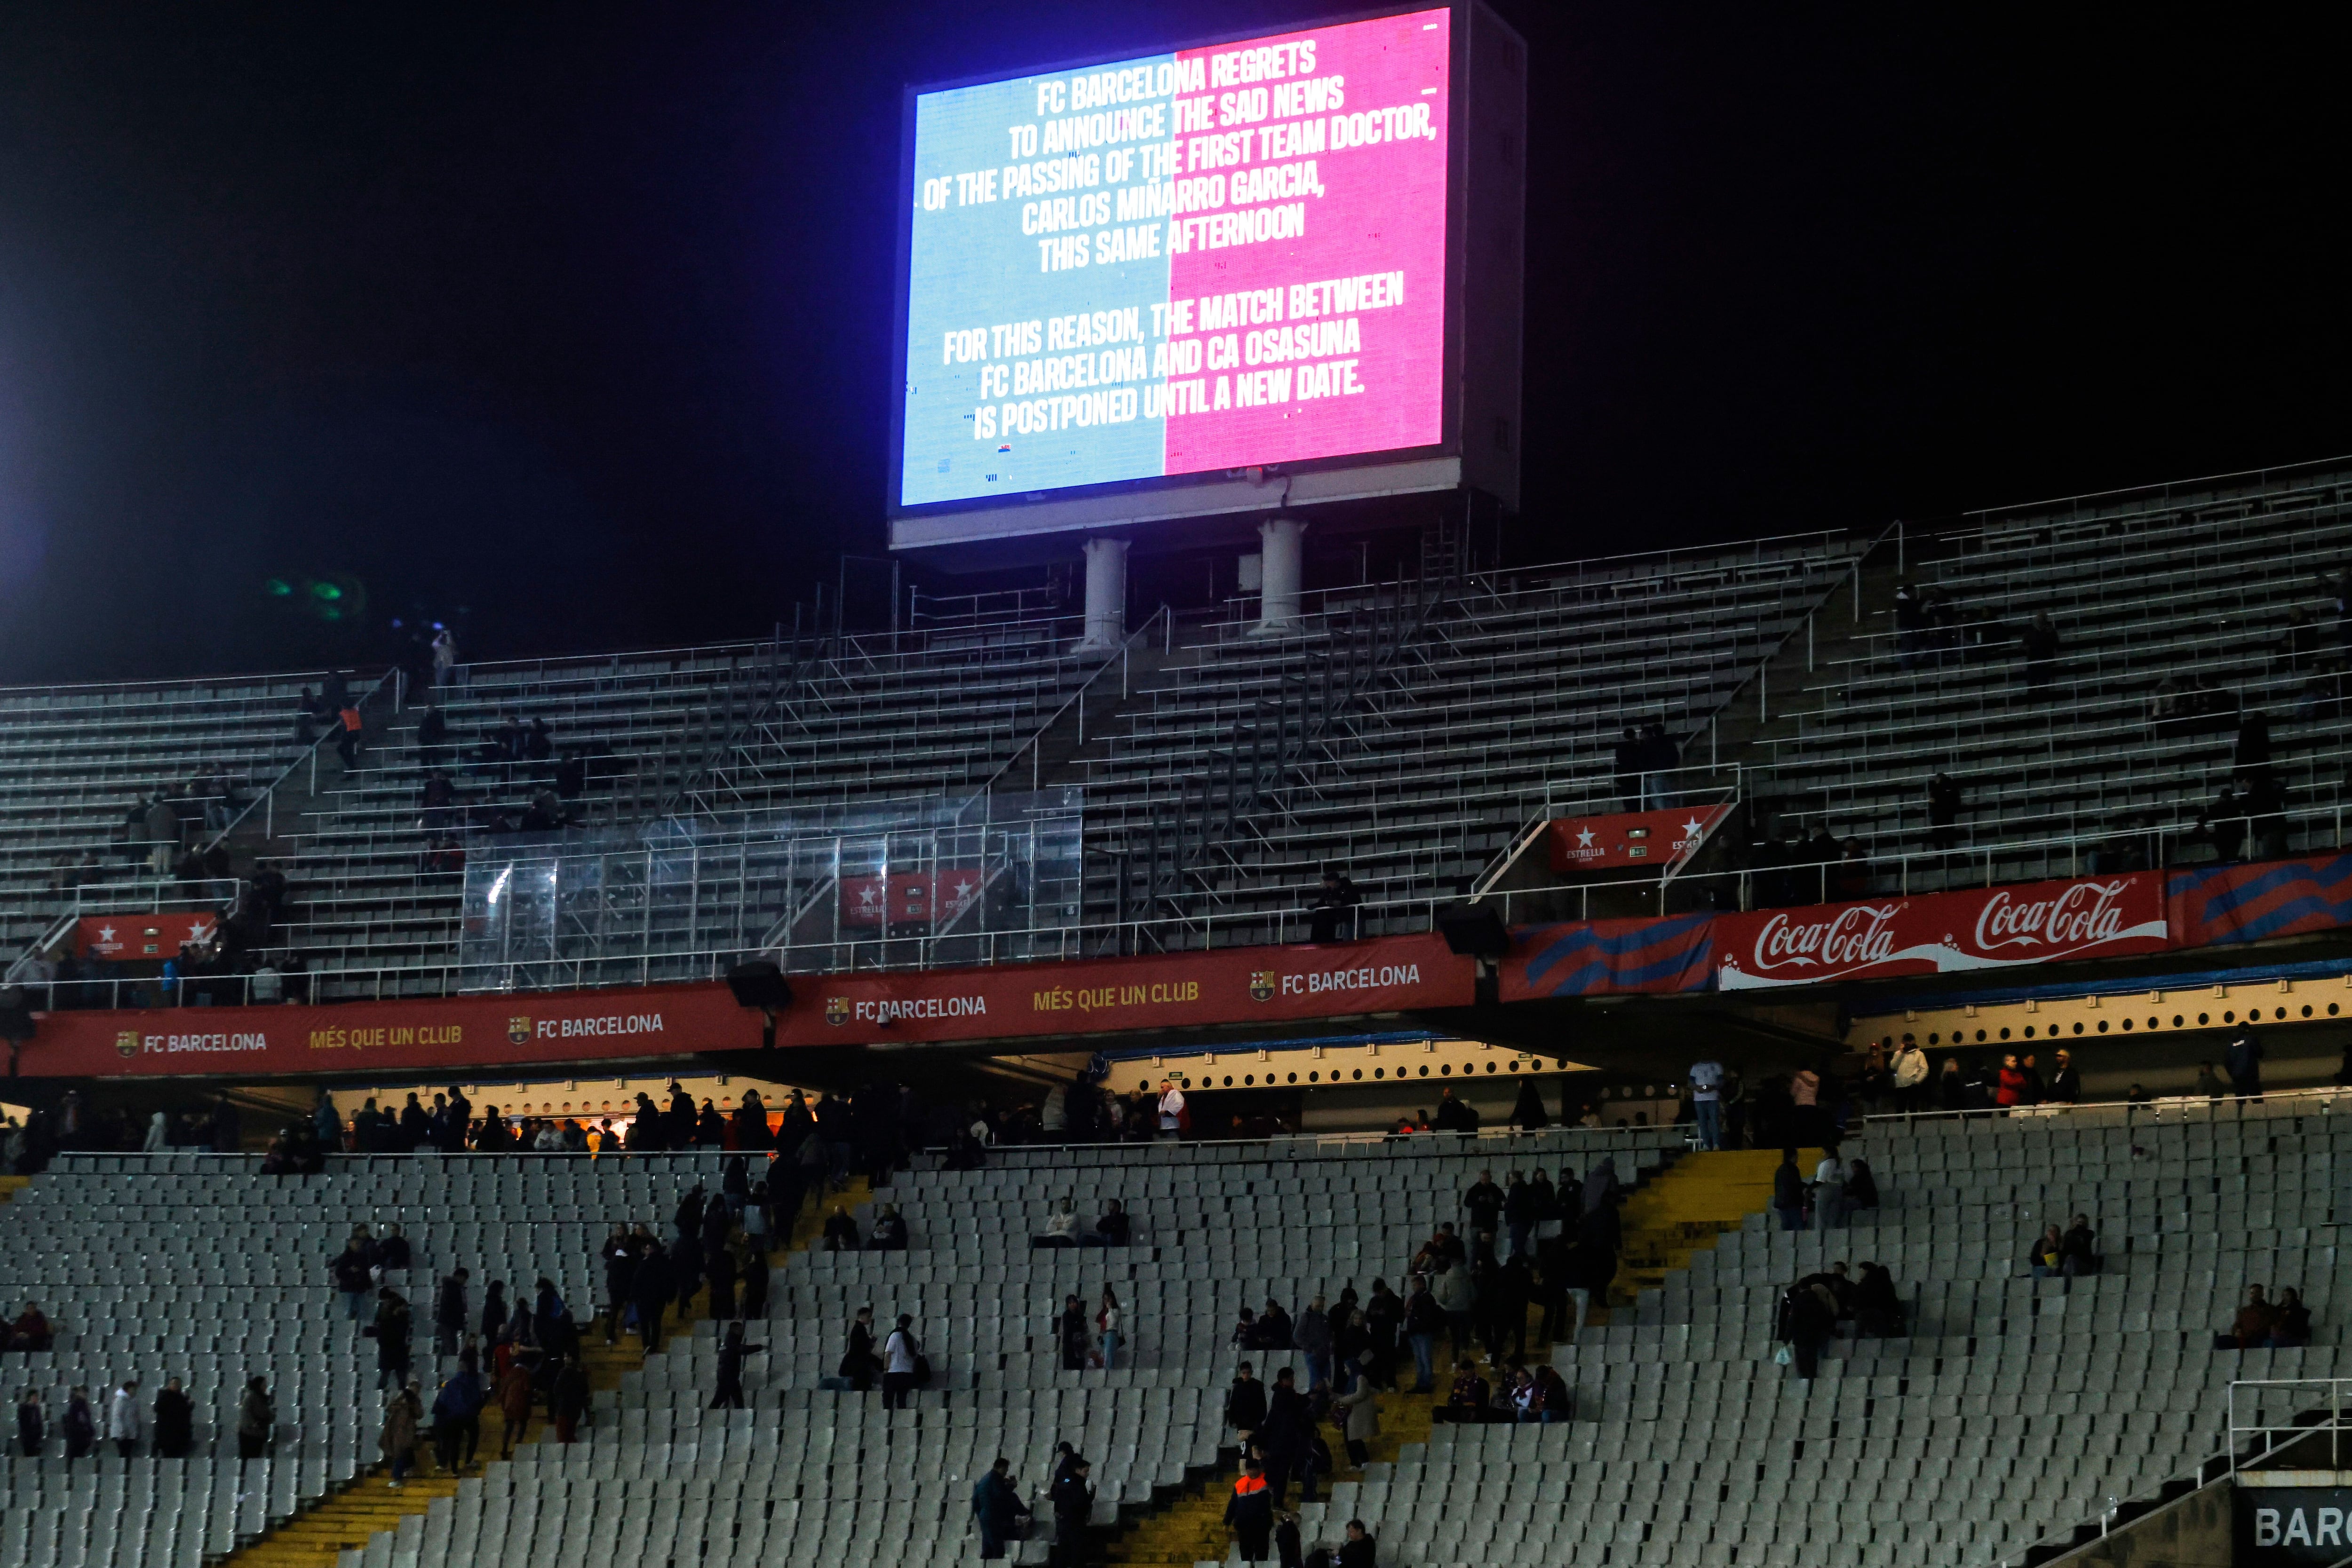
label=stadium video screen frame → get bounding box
[886,1,1523,554]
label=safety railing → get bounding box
[974,605,1171,799]
[2230,1378,2352,1474]
[1854,1082,2352,1132]
[199,666,398,853]
[2,878,246,983]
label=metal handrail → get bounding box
[1957,453,2352,528]
[973,605,1171,799]
[200,666,397,855]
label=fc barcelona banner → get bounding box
[2169,853,2352,949]
[22,984,761,1079]
[779,932,1470,1047]
[24,933,1473,1077]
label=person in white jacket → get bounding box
[1891,1035,1930,1113]
[142,1113,168,1154]
[1156,1082,1186,1140]
[108,1379,142,1458]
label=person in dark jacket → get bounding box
[1336,1520,1376,1568]
[739,1240,771,1321]
[1364,1279,1403,1388]
[16,1387,43,1457]
[1225,1460,1274,1563]
[480,1281,509,1344]
[371,1290,413,1391]
[231,1376,270,1462]
[1779,1278,1836,1380]
[331,1239,376,1323]
[972,1455,1025,1560]
[1225,1363,1268,1434]
[842,1306,880,1392]
[434,1268,470,1360]
[601,1228,637,1346]
[706,1243,739,1323]
[378,1225,412,1272]
[550,1355,590,1444]
[630,1243,674,1354]
[1772,1148,1807,1232]
[61,1386,95,1462]
[710,1321,764,1410]
[2047,1048,2082,1105]
[1276,1510,1304,1568]
[1058,1294,1090,1370]
[675,1184,707,1246]
[731,1095,771,1153]
[2226,1024,2266,1097]
[1050,1455,1095,1568]
[1258,1368,1310,1503]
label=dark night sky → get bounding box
[0,5,2343,682]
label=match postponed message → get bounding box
[899,9,1451,507]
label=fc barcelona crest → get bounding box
[826,996,851,1027]
[508,1016,532,1045]
[1249,971,1276,1003]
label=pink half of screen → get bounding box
[1164,8,1451,477]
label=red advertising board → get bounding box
[1713,873,2169,990]
[76,913,219,961]
[838,870,984,928]
[21,983,761,1080]
[22,933,1472,1078]
[778,932,1472,1048]
[1546,806,1730,874]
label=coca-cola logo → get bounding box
[1971,881,2130,953]
[1750,904,1904,972]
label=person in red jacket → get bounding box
[1995,1054,2030,1109]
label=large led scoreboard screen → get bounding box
[891,7,1460,546]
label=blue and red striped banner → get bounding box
[2169,853,2352,948]
[1502,912,1716,1000]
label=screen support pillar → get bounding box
[1078,536,1128,653]
[1254,516,1306,635]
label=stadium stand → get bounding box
[1320,1097,2342,1568]
[1078,534,1863,943]
[0,1150,731,1568]
[260,623,1094,987]
[7,1099,2327,1568]
[324,1125,1679,1568]
[1,530,1864,996]
[0,670,361,960]
[1755,459,2352,895]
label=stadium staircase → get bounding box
[1606,1148,1812,1312]
[216,1177,870,1568]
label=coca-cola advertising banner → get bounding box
[1712,873,2169,990]
[1546,806,1731,874]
